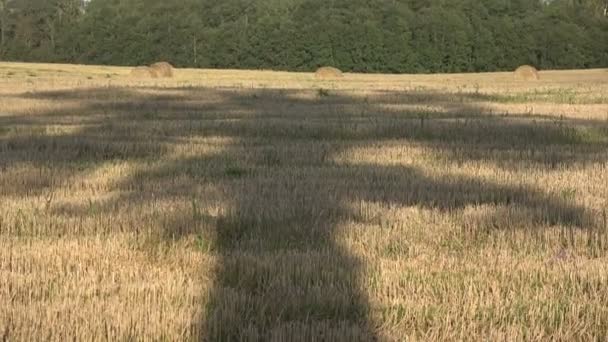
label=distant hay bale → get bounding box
[130,66,158,78]
[514,65,540,81]
[315,66,343,80]
[150,62,174,78]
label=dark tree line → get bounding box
[1,0,607,73]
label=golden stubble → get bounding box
[1,62,608,341]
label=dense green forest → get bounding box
[1,0,607,73]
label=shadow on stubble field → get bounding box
[1,84,607,340]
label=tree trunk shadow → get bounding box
[200,170,377,341]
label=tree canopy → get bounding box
[1,0,607,73]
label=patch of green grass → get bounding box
[224,166,249,178]
[381,241,409,258]
[570,127,608,145]
[489,88,608,105]
[261,149,282,167]
[560,188,577,201]
[195,233,213,253]
[317,88,330,98]
[142,112,156,120]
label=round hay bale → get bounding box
[150,62,174,78]
[130,66,158,78]
[514,65,540,81]
[315,66,343,80]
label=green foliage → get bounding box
[1,0,607,72]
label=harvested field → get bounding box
[1,62,608,341]
[130,66,158,78]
